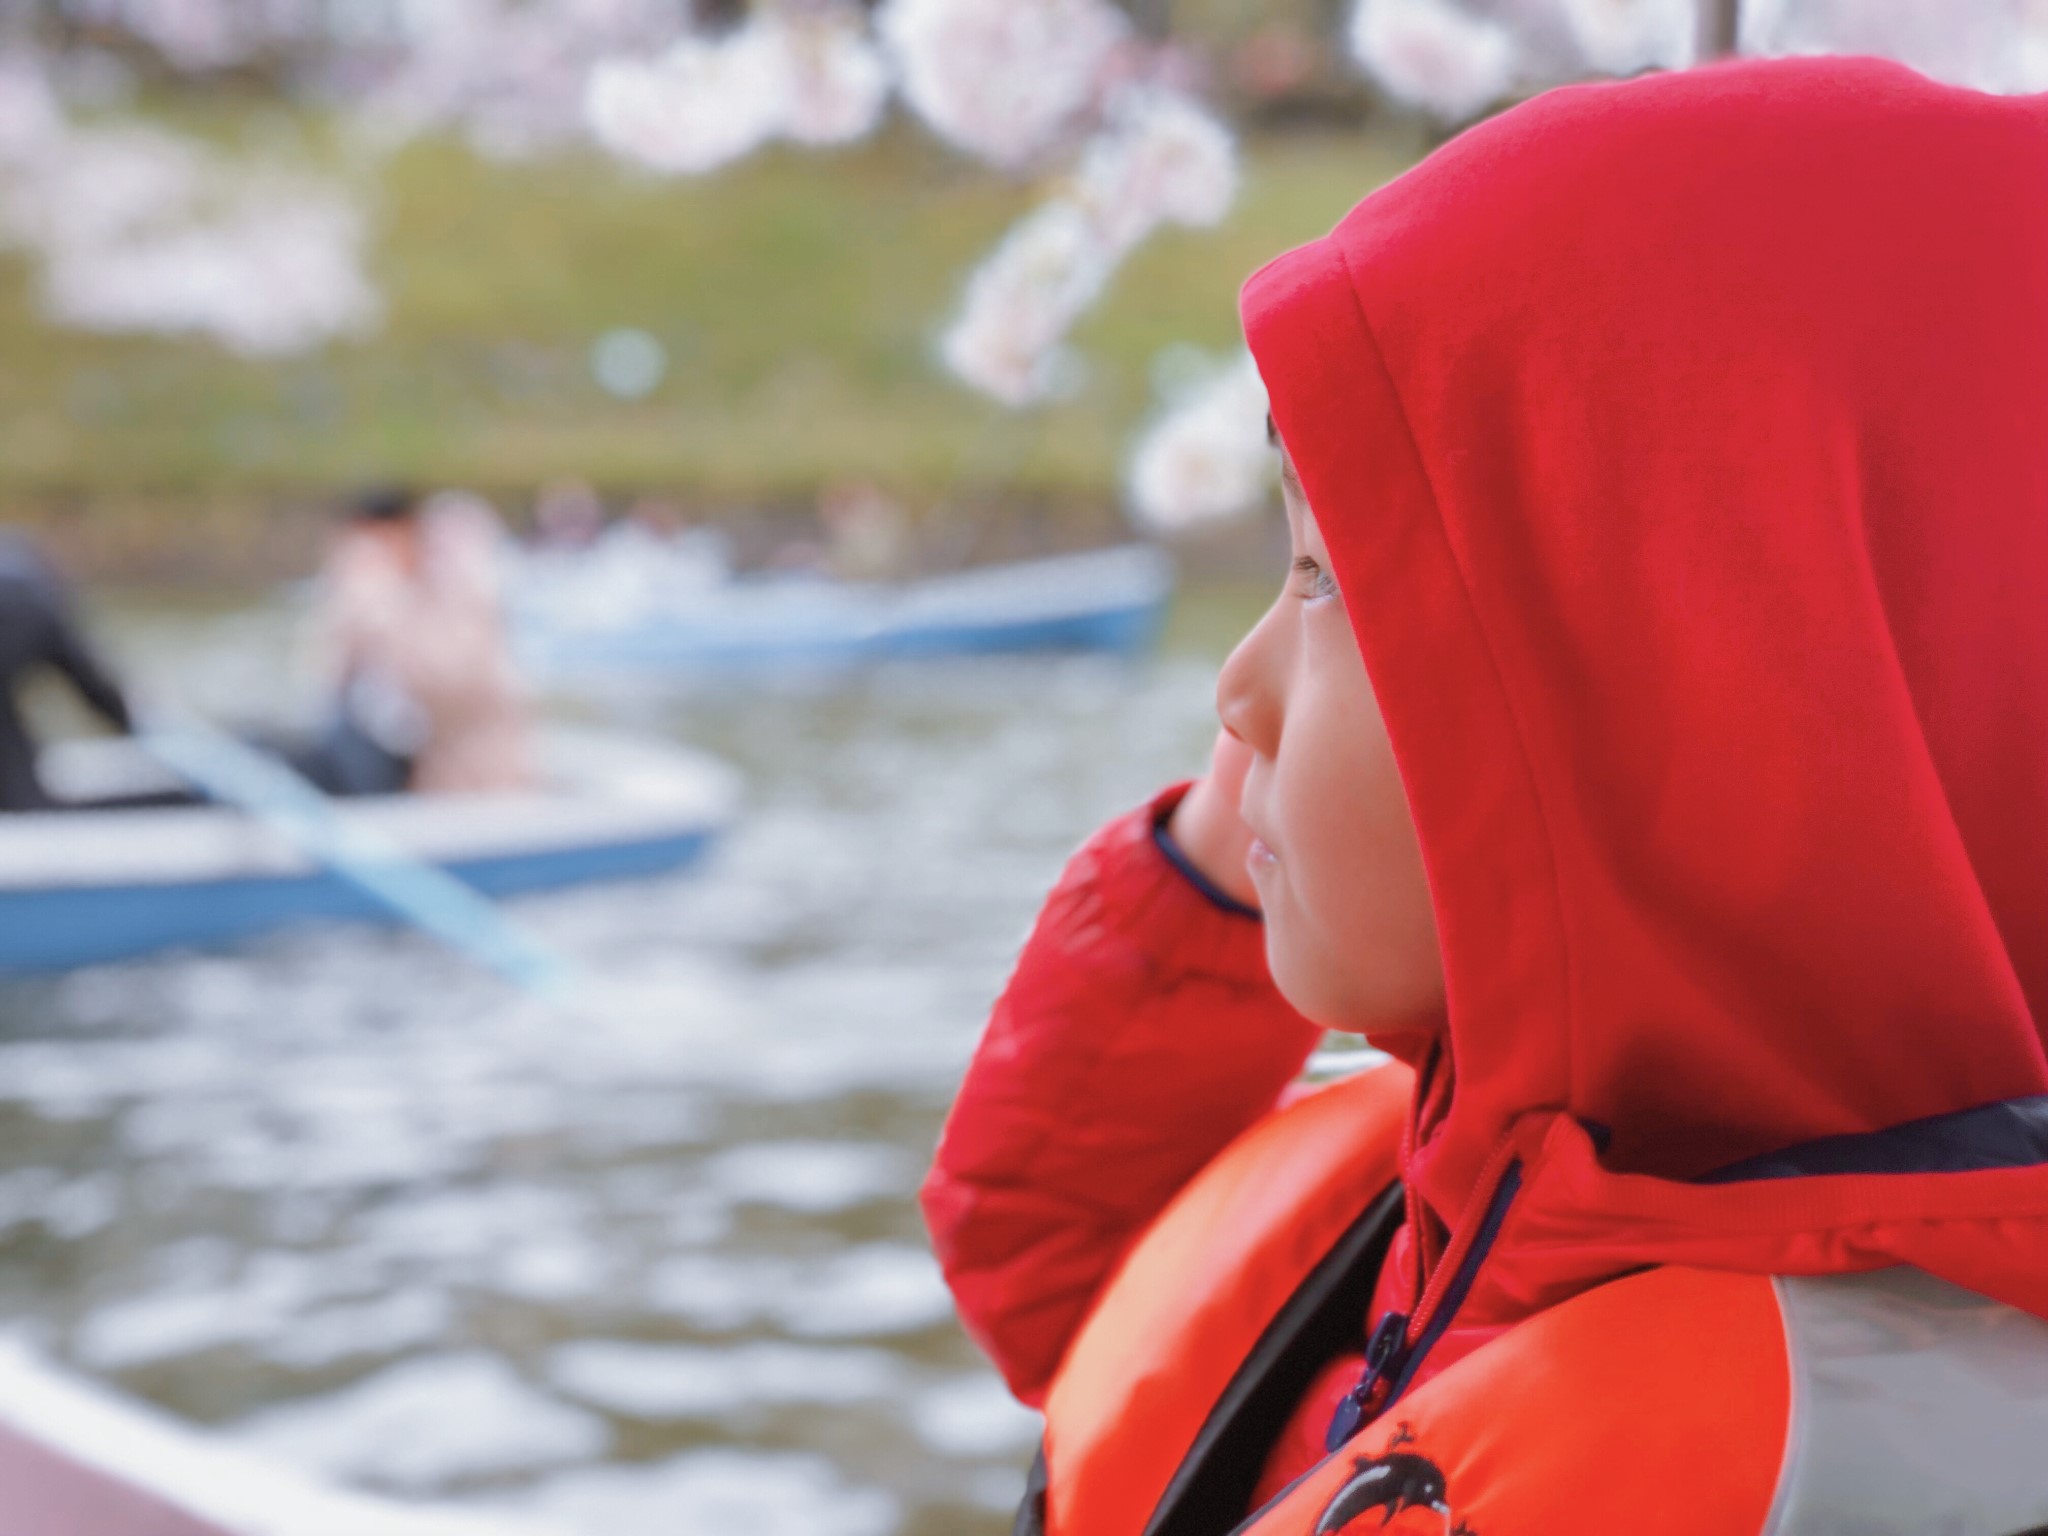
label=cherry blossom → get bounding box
[0,107,376,354]
[586,25,788,174]
[1557,0,1696,76]
[586,6,887,175]
[1741,0,2036,92]
[941,202,1110,405]
[1127,350,1272,533]
[877,0,1127,166]
[1348,0,1517,123]
[940,88,1237,404]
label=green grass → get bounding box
[0,118,1422,510]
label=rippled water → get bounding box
[0,584,1267,1536]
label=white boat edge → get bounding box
[0,1337,562,1536]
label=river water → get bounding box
[0,583,1275,1536]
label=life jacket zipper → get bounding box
[1324,1153,1524,1452]
[1324,1308,1410,1450]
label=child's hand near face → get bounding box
[1167,728,1261,911]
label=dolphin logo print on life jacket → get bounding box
[1314,1423,1474,1534]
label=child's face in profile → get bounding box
[1216,438,1445,1038]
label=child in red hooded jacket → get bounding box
[924,55,2048,1536]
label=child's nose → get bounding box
[1216,613,1282,758]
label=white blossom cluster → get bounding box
[942,88,1238,405]
[15,0,2044,465]
[367,0,688,161]
[402,0,1130,186]
[1126,350,1273,534]
[941,204,1107,407]
[1557,0,1696,76]
[1348,0,1519,123]
[585,5,887,176]
[0,54,377,353]
[1348,0,2048,125]
[877,0,1128,166]
[55,0,326,72]
[1742,0,2048,93]
[37,173,378,355]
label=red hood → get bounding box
[1243,57,2048,1321]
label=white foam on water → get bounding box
[232,1354,612,1493]
[78,1250,344,1369]
[638,1253,769,1331]
[265,1290,457,1372]
[0,1037,227,1120]
[0,1168,62,1234]
[967,1464,1031,1512]
[548,1339,903,1419]
[697,1140,915,1214]
[351,1184,586,1276]
[787,1245,956,1339]
[905,1374,1042,1458]
[644,1243,953,1340]
[563,1091,710,1155]
[494,1447,900,1536]
[492,1233,613,1305]
[40,1172,119,1239]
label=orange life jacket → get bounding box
[1034,1063,1408,1536]
[1024,1062,2048,1536]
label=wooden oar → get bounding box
[141,718,574,997]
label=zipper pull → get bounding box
[1326,1311,1409,1451]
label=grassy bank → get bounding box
[0,118,1422,575]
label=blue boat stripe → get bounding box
[1700,1095,2048,1184]
[0,830,716,972]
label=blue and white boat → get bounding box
[0,730,738,973]
[516,544,1174,678]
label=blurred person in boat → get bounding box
[531,477,606,552]
[516,493,731,631]
[0,530,135,811]
[307,487,534,796]
[589,494,732,598]
[819,481,913,582]
[623,494,732,589]
[922,59,2048,1535]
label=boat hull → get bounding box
[0,731,736,973]
[0,829,715,972]
[518,544,1175,676]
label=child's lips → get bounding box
[1247,837,1278,876]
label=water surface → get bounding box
[0,583,1270,1536]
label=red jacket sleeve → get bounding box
[921,783,1323,1406]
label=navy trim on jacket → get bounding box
[1152,814,1263,920]
[1701,1095,2048,1183]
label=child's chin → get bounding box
[1262,932,1343,1030]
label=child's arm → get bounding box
[920,752,1322,1406]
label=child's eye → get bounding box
[1292,555,1339,601]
